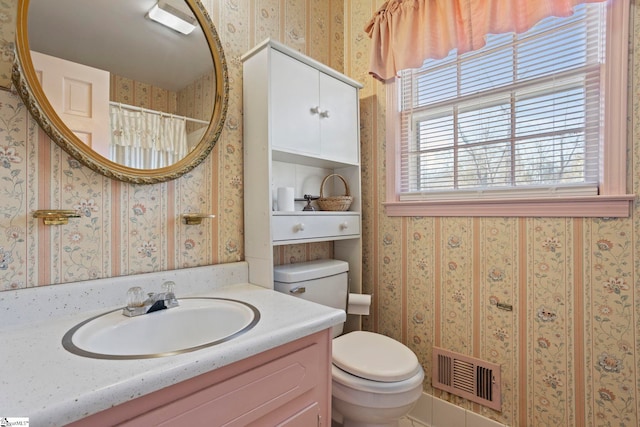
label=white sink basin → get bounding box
[62,298,260,359]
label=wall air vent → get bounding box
[432,347,502,412]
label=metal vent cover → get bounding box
[432,347,502,412]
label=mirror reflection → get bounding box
[26,0,217,171]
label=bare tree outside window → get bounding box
[400,3,603,198]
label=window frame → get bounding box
[384,0,633,217]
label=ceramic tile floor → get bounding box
[399,416,428,427]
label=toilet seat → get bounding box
[332,364,424,395]
[332,331,422,382]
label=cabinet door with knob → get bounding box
[317,72,358,164]
[270,49,321,157]
[270,49,359,165]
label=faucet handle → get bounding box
[163,281,176,294]
[126,286,145,308]
[162,281,179,308]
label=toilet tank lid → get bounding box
[273,259,349,283]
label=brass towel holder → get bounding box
[181,213,216,225]
[33,210,81,225]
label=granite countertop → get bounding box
[0,263,345,426]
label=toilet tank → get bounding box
[274,259,349,337]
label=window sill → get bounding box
[383,195,635,218]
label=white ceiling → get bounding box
[27,0,214,92]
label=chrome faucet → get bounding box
[123,281,179,317]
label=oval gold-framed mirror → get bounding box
[12,0,228,184]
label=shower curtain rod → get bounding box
[109,102,209,125]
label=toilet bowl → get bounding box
[273,260,424,427]
[331,331,424,427]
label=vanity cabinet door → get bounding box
[69,330,331,427]
[130,341,324,426]
[276,402,320,426]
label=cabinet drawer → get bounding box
[272,214,360,242]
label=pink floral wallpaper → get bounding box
[0,0,17,89]
[110,74,177,114]
[1,0,639,425]
[0,0,344,289]
[351,1,640,426]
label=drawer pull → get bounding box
[340,221,349,230]
[294,223,305,232]
[290,286,306,294]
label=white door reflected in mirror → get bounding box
[31,51,111,159]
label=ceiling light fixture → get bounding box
[146,1,197,35]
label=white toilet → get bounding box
[274,259,424,427]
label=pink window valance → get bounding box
[365,0,608,81]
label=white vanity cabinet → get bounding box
[242,39,363,328]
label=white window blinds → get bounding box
[398,3,606,200]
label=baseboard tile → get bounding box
[409,392,507,427]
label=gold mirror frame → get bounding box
[12,0,228,184]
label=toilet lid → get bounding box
[332,331,421,382]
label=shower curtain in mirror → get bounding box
[109,105,189,169]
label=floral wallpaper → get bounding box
[351,1,640,426]
[110,74,178,115]
[0,0,344,290]
[1,0,639,426]
[0,0,17,89]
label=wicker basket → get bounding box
[318,174,353,211]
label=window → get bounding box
[385,0,632,217]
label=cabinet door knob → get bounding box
[295,223,305,232]
[320,110,330,118]
[310,106,320,115]
[340,221,349,230]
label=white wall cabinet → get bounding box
[270,49,359,165]
[242,39,362,332]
